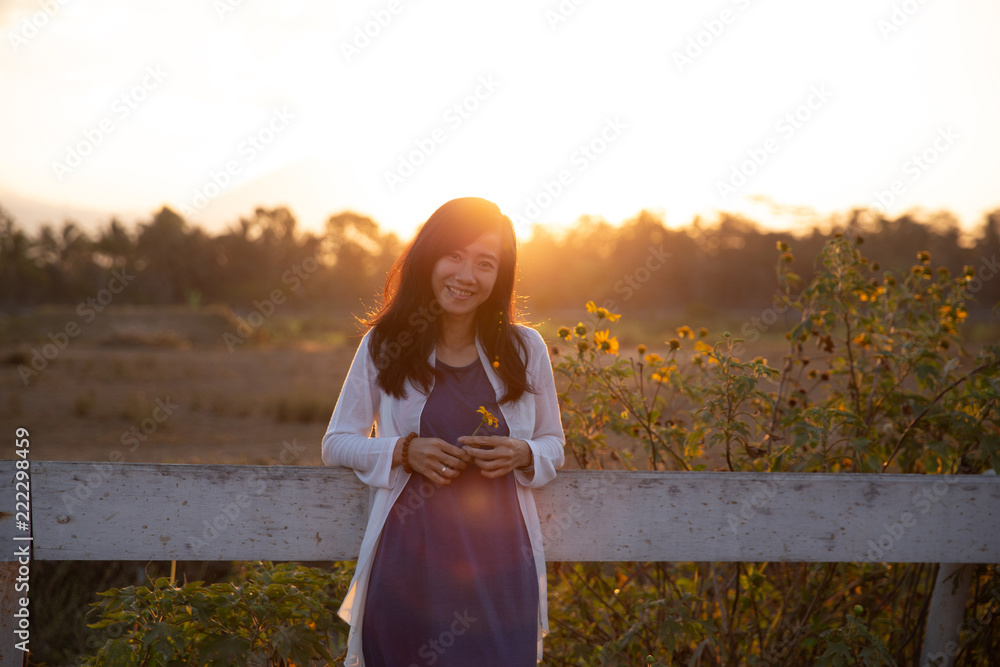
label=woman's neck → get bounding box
[438,313,476,349]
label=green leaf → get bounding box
[201,635,251,667]
[99,640,141,667]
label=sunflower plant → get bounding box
[542,236,1000,666]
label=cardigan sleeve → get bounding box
[514,327,566,489]
[321,330,399,489]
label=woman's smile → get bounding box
[430,231,501,317]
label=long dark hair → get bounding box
[364,197,531,403]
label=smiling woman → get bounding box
[429,229,501,345]
[321,197,566,666]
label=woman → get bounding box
[322,197,565,666]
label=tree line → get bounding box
[2,204,999,317]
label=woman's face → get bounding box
[430,231,502,320]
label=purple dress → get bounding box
[361,358,537,666]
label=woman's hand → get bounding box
[396,436,472,486]
[457,435,532,478]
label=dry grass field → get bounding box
[2,307,358,466]
[2,306,800,470]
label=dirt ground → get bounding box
[3,307,358,465]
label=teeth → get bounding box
[448,286,473,297]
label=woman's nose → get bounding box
[454,261,474,283]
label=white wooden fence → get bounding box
[3,461,999,665]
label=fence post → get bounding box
[920,562,971,667]
[1,560,26,666]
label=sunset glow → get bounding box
[2,0,998,239]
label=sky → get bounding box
[1,0,999,242]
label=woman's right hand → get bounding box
[396,436,472,486]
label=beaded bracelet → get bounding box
[400,432,417,474]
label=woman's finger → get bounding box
[457,435,496,450]
[441,453,468,470]
[441,443,474,463]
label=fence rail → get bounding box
[3,461,999,664]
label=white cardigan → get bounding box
[321,324,566,666]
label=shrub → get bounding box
[81,561,351,666]
[544,234,1000,665]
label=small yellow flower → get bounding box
[917,251,931,264]
[651,364,674,383]
[676,325,694,339]
[644,352,663,366]
[938,304,967,325]
[636,344,647,356]
[667,338,681,351]
[557,326,571,340]
[693,340,718,365]
[586,300,622,322]
[697,327,709,338]
[574,322,588,337]
[594,329,619,355]
[472,406,499,435]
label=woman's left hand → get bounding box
[457,435,532,478]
